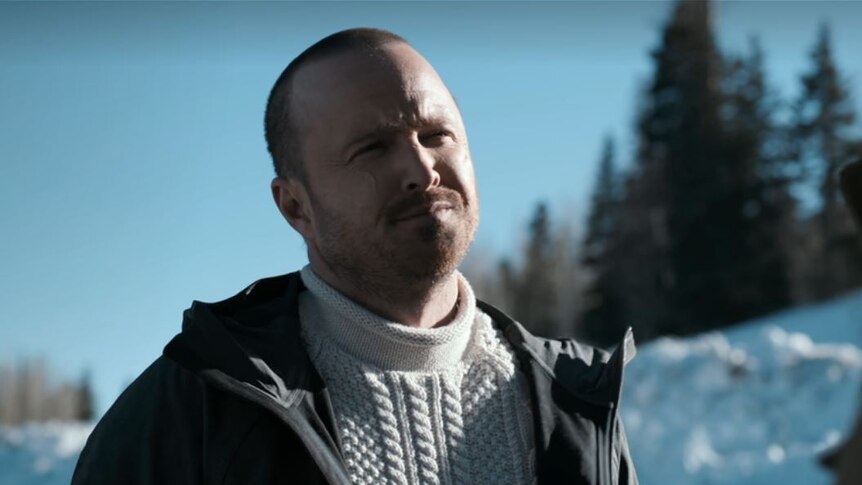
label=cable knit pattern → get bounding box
[403,376,440,485]
[439,376,470,484]
[298,265,533,485]
[366,373,409,485]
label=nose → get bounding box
[401,139,441,192]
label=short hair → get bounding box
[264,28,409,182]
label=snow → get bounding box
[0,422,93,485]
[623,288,862,484]
[1,289,860,485]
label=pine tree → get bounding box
[548,216,584,339]
[514,202,560,337]
[615,0,801,340]
[719,37,795,320]
[794,24,862,298]
[583,137,621,268]
[579,136,628,347]
[497,258,518,315]
[621,0,727,338]
[77,369,95,421]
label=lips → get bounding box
[393,201,454,222]
[386,190,462,224]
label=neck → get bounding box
[307,252,460,329]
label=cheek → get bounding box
[450,151,477,194]
[348,168,384,214]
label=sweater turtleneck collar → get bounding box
[298,265,477,372]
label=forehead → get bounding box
[290,43,460,143]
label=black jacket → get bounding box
[72,272,638,485]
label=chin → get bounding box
[397,262,458,287]
[398,241,471,283]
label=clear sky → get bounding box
[2,1,861,416]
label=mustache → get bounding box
[385,189,464,223]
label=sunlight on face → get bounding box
[290,42,479,288]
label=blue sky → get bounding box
[2,1,861,416]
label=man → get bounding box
[73,28,637,485]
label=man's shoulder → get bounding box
[72,356,208,484]
[476,299,636,409]
[84,356,208,443]
[74,352,275,484]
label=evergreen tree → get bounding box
[77,369,95,421]
[579,136,628,347]
[794,24,862,298]
[464,219,582,340]
[719,37,795,320]
[622,0,726,338]
[514,202,560,337]
[497,258,517,314]
[583,137,622,267]
[549,217,584,339]
[616,0,800,340]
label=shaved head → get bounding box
[264,28,408,182]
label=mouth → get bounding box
[392,201,455,223]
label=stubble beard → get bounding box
[314,202,478,303]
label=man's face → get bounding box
[289,42,479,286]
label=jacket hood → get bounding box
[164,273,315,408]
[164,272,635,411]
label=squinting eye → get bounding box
[422,131,452,145]
[353,141,384,160]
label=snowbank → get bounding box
[0,422,92,485]
[623,289,862,484]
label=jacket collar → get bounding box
[164,272,314,408]
[477,300,635,410]
[164,271,635,411]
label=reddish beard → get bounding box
[312,188,477,294]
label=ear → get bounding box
[271,176,315,241]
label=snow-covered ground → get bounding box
[0,422,92,485]
[1,289,860,485]
[623,288,862,484]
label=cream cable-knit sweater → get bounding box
[298,266,534,485]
